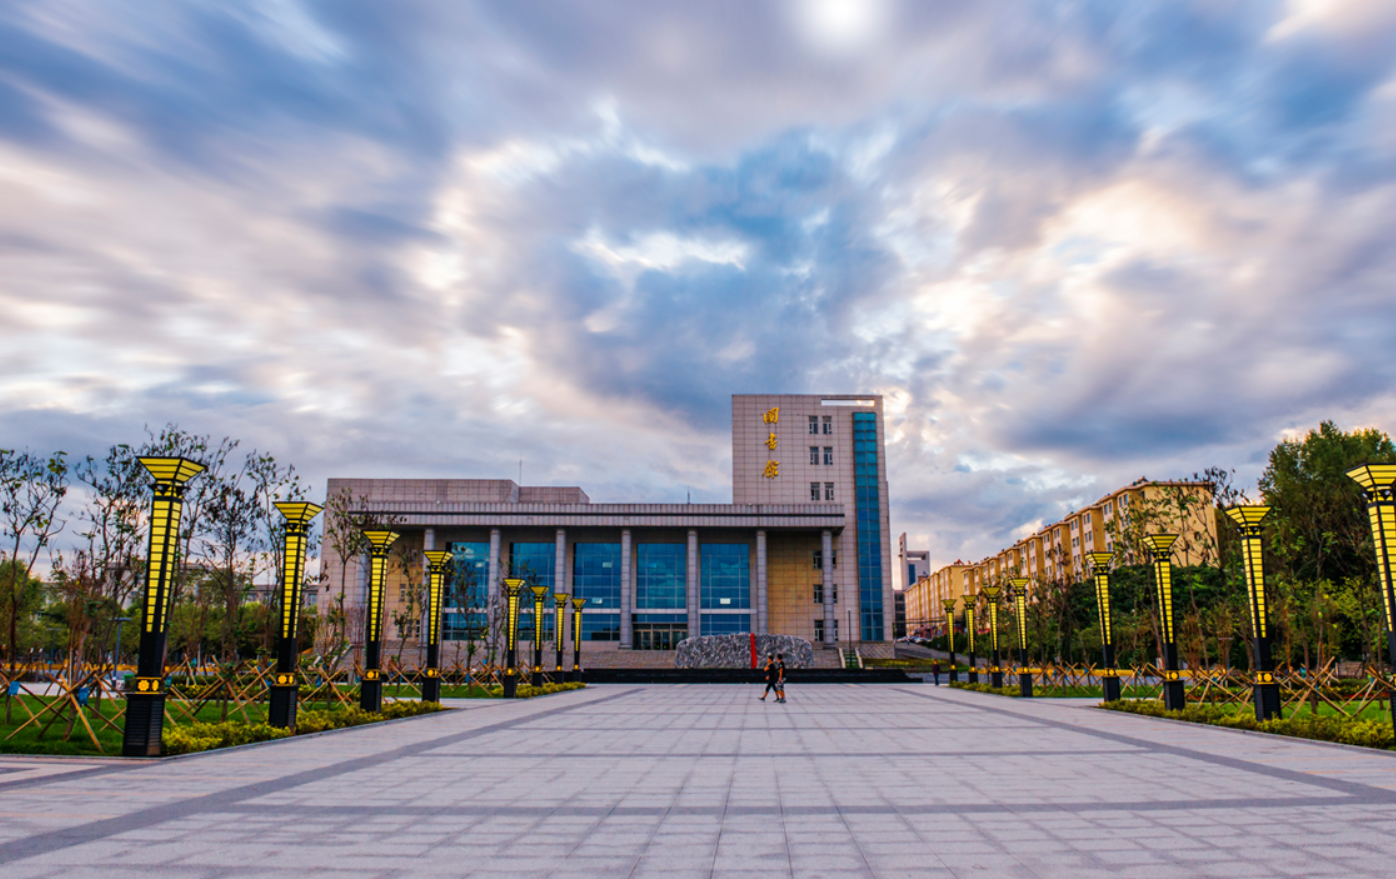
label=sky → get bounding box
[3,0,1396,579]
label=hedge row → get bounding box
[162,700,447,755]
[485,681,586,699]
[1100,699,1395,750]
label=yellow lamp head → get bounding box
[363,530,400,552]
[137,456,206,485]
[1086,551,1114,572]
[572,597,586,611]
[1225,505,1272,531]
[1346,463,1396,493]
[423,550,451,571]
[503,578,525,597]
[1145,534,1178,558]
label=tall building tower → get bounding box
[732,394,894,643]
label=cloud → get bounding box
[1,0,1395,569]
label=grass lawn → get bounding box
[0,693,388,757]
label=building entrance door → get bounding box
[635,624,687,650]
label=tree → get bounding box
[0,449,69,671]
[1259,420,1396,585]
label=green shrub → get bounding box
[163,721,292,755]
[486,681,586,699]
[949,681,1020,697]
[1100,699,1395,750]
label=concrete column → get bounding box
[687,530,699,640]
[755,530,768,634]
[424,528,435,551]
[822,530,835,645]
[487,528,501,637]
[620,529,633,649]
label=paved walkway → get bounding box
[2,685,1396,878]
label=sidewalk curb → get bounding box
[1096,703,1396,758]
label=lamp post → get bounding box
[530,585,548,687]
[571,596,586,682]
[1086,551,1120,702]
[982,585,1002,687]
[553,592,569,682]
[1346,463,1396,734]
[502,578,524,698]
[269,501,323,728]
[421,550,452,703]
[965,604,978,684]
[1225,506,1281,721]
[1009,577,1032,698]
[941,598,958,682]
[122,456,205,758]
[1146,534,1185,710]
[360,529,400,713]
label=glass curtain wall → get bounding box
[635,544,686,649]
[854,412,885,641]
[573,543,621,641]
[443,541,488,640]
[510,542,556,640]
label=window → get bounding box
[810,482,820,501]
[580,615,620,642]
[443,611,486,641]
[445,542,489,610]
[823,446,833,465]
[814,619,825,642]
[636,544,686,609]
[396,617,419,639]
[822,415,833,435]
[813,582,823,604]
[812,549,838,569]
[510,542,555,634]
[1084,512,1092,524]
[824,482,835,501]
[701,614,750,636]
[573,543,621,609]
[808,415,819,434]
[810,446,819,465]
[700,544,750,609]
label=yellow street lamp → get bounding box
[1224,506,1280,720]
[554,592,569,681]
[1346,463,1396,734]
[122,456,205,757]
[422,550,453,703]
[1146,534,1184,710]
[1009,577,1032,698]
[360,529,400,712]
[571,596,587,682]
[982,585,1003,688]
[269,501,323,728]
[502,578,525,698]
[530,584,549,687]
[1086,551,1119,702]
[965,604,978,684]
[941,598,959,682]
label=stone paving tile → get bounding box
[3,684,1396,876]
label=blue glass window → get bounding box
[701,614,751,636]
[636,544,686,609]
[580,614,621,641]
[700,544,750,609]
[573,543,621,610]
[510,543,555,636]
[445,542,489,610]
[854,412,885,641]
[442,611,486,641]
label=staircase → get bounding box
[841,648,861,670]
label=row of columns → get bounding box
[459,525,840,648]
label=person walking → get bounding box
[760,654,778,701]
[931,660,941,686]
[775,653,787,703]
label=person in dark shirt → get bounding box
[760,654,778,701]
[775,653,787,703]
[931,660,941,686]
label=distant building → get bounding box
[318,394,895,658]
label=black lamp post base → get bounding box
[503,672,518,698]
[1254,682,1282,720]
[531,669,543,687]
[1019,674,1033,698]
[268,685,299,729]
[968,668,978,684]
[360,678,382,713]
[990,670,1003,688]
[1163,680,1186,711]
[421,676,441,703]
[1102,675,1121,702]
[573,665,582,684]
[122,692,166,757]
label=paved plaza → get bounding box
[3,685,1396,878]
